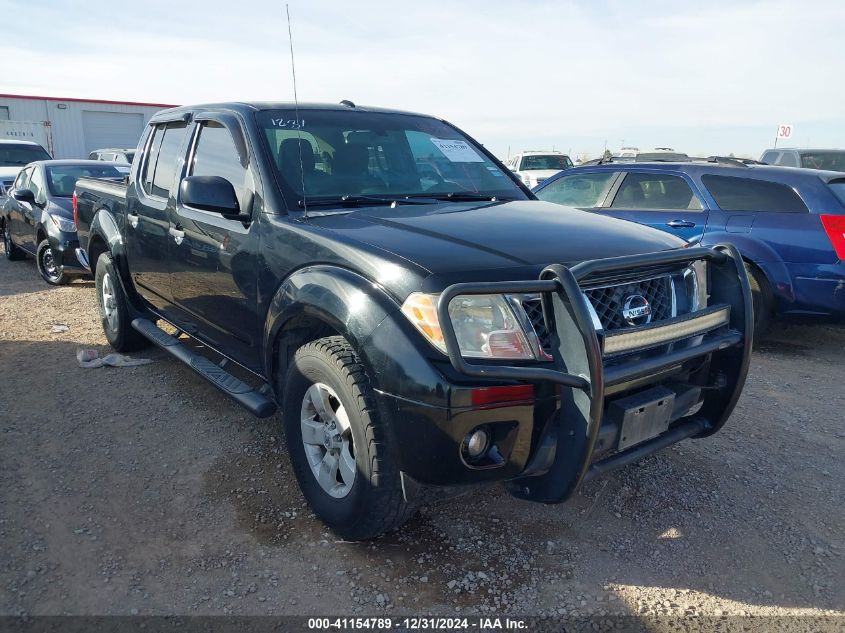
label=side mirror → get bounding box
[180,176,242,218]
[12,188,35,204]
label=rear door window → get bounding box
[610,173,702,210]
[761,151,780,165]
[141,127,164,194]
[535,171,617,208]
[702,175,809,213]
[150,123,188,198]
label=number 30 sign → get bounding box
[777,123,793,139]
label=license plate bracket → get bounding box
[608,386,675,451]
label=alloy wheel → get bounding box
[101,272,119,332]
[300,382,356,498]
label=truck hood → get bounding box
[522,169,563,182]
[307,200,684,278]
[0,166,23,182]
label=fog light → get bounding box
[462,426,491,460]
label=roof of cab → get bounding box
[763,148,845,153]
[150,101,433,122]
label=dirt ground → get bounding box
[1,246,843,625]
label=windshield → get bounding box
[800,151,845,172]
[46,164,123,197]
[520,155,572,171]
[256,109,525,207]
[0,143,51,166]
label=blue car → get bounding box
[533,161,845,336]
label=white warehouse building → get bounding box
[0,93,176,159]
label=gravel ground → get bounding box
[1,246,843,626]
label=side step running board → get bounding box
[131,318,277,418]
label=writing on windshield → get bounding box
[257,110,525,206]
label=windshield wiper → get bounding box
[426,192,505,202]
[298,195,434,209]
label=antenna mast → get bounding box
[286,4,307,217]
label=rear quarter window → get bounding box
[828,181,845,207]
[702,175,809,213]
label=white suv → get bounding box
[505,151,572,188]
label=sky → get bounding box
[4,0,844,160]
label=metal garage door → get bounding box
[82,111,144,155]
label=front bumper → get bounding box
[386,244,752,503]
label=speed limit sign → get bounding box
[777,123,794,139]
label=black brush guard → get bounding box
[436,244,753,503]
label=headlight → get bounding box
[49,214,76,232]
[401,292,536,359]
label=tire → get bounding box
[745,262,772,343]
[94,252,149,352]
[36,239,70,285]
[3,222,25,261]
[282,336,416,540]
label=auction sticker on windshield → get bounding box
[430,138,484,162]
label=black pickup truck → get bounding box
[73,101,752,540]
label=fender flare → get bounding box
[87,208,147,314]
[262,265,403,385]
[700,231,793,305]
[89,208,125,260]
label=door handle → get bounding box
[666,219,696,228]
[169,226,184,245]
[127,211,139,229]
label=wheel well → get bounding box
[271,313,342,393]
[36,227,47,245]
[88,234,109,274]
[742,258,770,290]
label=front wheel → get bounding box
[281,336,416,540]
[37,239,70,285]
[94,253,149,352]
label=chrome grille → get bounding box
[584,275,673,331]
[520,273,677,351]
[521,297,551,349]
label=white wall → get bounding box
[0,96,170,159]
